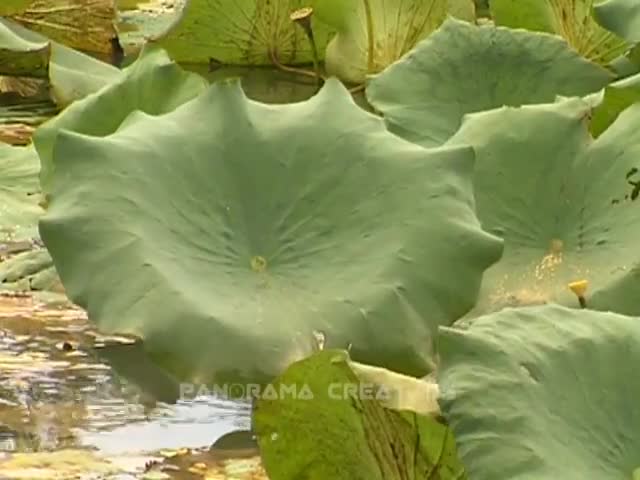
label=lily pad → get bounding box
[0,144,42,243]
[34,43,208,194]
[591,70,640,137]
[446,99,640,316]
[594,0,640,43]
[438,305,640,480]
[0,18,121,106]
[366,18,612,148]
[490,0,628,64]
[254,349,466,479]
[314,0,449,83]
[153,0,334,65]
[39,78,502,383]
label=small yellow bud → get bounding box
[568,280,588,297]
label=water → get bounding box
[0,295,259,479]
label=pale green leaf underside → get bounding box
[39,78,502,383]
[254,350,466,480]
[366,18,611,147]
[154,0,333,65]
[447,99,640,317]
[439,305,640,480]
[318,0,449,83]
[591,70,640,137]
[490,0,628,64]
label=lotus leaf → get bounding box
[594,0,640,43]
[254,349,466,480]
[366,18,612,147]
[313,0,449,83]
[34,44,208,194]
[438,305,640,480]
[445,99,640,316]
[0,18,121,106]
[39,78,502,383]
[490,0,628,64]
[154,0,333,65]
[0,19,49,78]
[591,71,640,137]
[0,144,42,243]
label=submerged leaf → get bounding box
[438,305,640,480]
[39,78,502,383]
[366,18,611,147]
[446,99,640,316]
[254,349,466,479]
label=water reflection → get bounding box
[0,296,250,458]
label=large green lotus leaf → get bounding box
[594,0,640,42]
[254,349,466,480]
[0,144,42,243]
[446,99,640,316]
[0,18,121,106]
[34,44,208,195]
[438,305,640,480]
[366,18,612,148]
[153,0,333,65]
[313,0,449,84]
[39,78,503,383]
[591,70,640,137]
[490,0,628,64]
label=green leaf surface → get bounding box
[0,18,121,106]
[366,19,612,147]
[254,349,466,480]
[316,0,449,83]
[0,144,42,243]
[153,0,333,65]
[39,78,502,383]
[438,305,640,480]
[34,44,208,194]
[594,0,640,42]
[446,99,640,316]
[490,0,628,64]
[591,70,640,137]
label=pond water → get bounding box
[0,296,261,479]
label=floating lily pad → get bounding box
[438,305,640,480]
[39,78,502,383]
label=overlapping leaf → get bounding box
[438,305,640,480]
[39,78,502,383]
[34,44,208,194]
[254,350,466,479]
[366,19,611,147]
[446,99,640,316]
